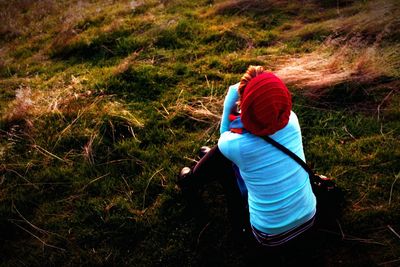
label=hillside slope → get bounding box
[1,0,399,266]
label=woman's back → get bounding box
[218,111,316,235]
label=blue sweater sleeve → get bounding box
[220,83,239,134]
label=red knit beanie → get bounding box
[241,72,292,136]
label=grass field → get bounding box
[1,0,399,266]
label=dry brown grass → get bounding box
[3,85,35,122]
[273,0,400,92]
[177,96,223,124]
[3,75,85,122]
[0,0,58,40]
[113,50,144,75]
[165,89,223,125]
[49,2,108,55]
[2,74,143,132]
[212,0,290,15]
[0,0,134,60]
[274,44,385,90]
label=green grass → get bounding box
[1,0,399,266]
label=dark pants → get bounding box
[182,146,322,265]
[183,145,250,235]
[246,228,322,266]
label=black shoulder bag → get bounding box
[261,135,344,222]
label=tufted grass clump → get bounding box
[103,64,178,101]
[154,18,203,49]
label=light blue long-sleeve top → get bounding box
[218,83,316,235]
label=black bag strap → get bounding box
[261,135,314,178]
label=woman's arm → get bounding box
[220,83,240,134]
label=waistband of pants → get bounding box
[251,215,316,247]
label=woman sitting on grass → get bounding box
[178,65,317,249]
